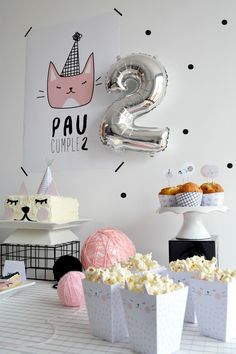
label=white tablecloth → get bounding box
[0,281,235,353]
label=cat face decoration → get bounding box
[47,32,95,109]
[4,196,50,222]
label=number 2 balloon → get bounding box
[100,53,169,155]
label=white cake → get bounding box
[3,194,79,223]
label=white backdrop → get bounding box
[0,0,235,267]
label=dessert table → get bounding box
[0,281,235,354]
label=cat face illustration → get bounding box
[177,277,189,285]
[47,53,94,109]
[84,287,110,301]
[124,298,155,314]
[3,195,51,222]
[192,286,227,300]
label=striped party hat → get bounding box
[37,163,59,195]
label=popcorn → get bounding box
[85,263,132,287]
[124,252,161,272]
[126,272,185,296]
[169,256,217,273]
[85,266,104,282]
[199,268,236,283]
[85,253,163,287]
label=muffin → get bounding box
[176,182,202,207]
[200,182,224,206]
[158,186,180,207]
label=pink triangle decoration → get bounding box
[47,181,59,196]
[18,182,28,195]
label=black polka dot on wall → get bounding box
[183,129,189,135]
[188,64,194,70]
[120,193,127,198]
[145,30,151,35]
[227,163,233,169]
[222,19,228,25]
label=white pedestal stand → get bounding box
[0,219,91,245]
[158,206,228,240]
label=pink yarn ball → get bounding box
[57,271,85,307]
[81,228,136,269]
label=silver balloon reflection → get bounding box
[100,53,169,155]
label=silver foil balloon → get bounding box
[100,53,169,155]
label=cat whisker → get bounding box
[95,83,102,86]
[38,90,45,92]
[36,96,45,98]
[96,76,102,82]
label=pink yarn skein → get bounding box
[81,228,136,269]
[57,271,85,307]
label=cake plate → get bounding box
[0,219,91,245]
[158,206,228,240]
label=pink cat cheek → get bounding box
[37,208,49,222]
[3,207,14,220]
[128,303,133,309]
[215,293,221,300]
[48,84,62,108]
[78,83,93,105]
[145,306,151,314]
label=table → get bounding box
[0,282,235,354]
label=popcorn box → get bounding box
[82,279,128,342]
[121,286,188,354]
[176,192,202,207]
[201,192,224,206]
[190,279,236,341]
[158,194,177,207]
[166,271,197,323]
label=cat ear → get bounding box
[83,53,94,75]
[48,62,60,82]
[18,182,28,195]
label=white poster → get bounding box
[23,13,120,172]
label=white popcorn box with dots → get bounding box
[82,279,128,343]
[121,286,188,354]
[190,279,236,341]
[166,271,197,323]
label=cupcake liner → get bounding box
[158,194,177,207]
[176,192,202,207]
[201,192,224,206]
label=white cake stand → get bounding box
[0,219,91,245]
[158,206,228,240]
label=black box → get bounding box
[169,236,218,263]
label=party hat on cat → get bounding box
[37,161,59,195]
[61,32,82,77]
